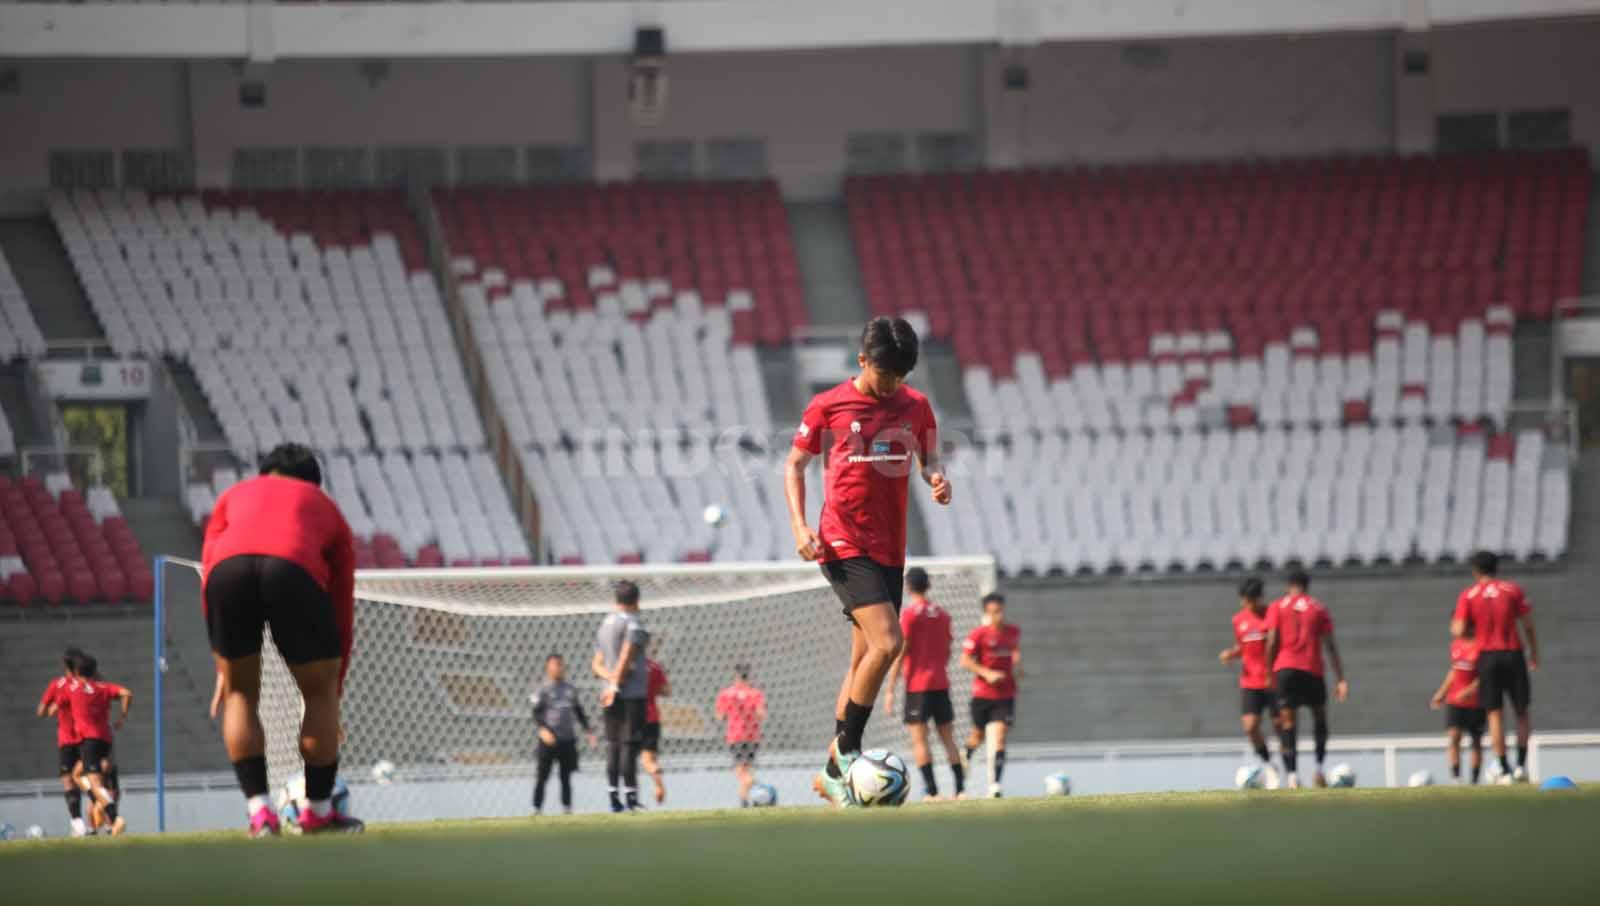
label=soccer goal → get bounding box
[156,556,996,823]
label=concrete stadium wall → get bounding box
[1430,18,1600,153]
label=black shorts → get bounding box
[729,742,759,765]
[1241,688,1274,718]
[904,689,955,726]
[80,738,112,772]
[820,557,904,620]
[538,738,579,774]
[1446,706,1488,738]
[970,697,1015,728]
[604,697,649,745]
[1274,669,1327,710]
[57,743,81,776]
[641,721,662,754]
[1477,650,1531,713]
[206,554,342,665]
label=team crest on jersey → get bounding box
[850,420,861,433]
[797,423,810,437]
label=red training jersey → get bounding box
[69,679,128,743]
[645,659,667,724]
[1452,579,1530,652]
[793,380,937,567]
[964,623,1020,700]
[1231,607,1271,691]
[1446,639,1482,709]
[1265,594,1334,677]
[715,684,766,744]
[40,676,81,747]
[899,596,953,693]
[201,474,357,665]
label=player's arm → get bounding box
[1011,645,1023,685]
[1322,633,1349,702]
[1429,668,1452,709]
[914,402,951,504]
[1449,594,1468,638]
[959,650,1001,685]
[756,693,768,722]
[612,639,639,688]
[37,686,54,718]
[783,446,822,561]
[113,687,133,729]
[1519,611,1539,671]
[1219,644,1241,665]
[1265,627,1280,677]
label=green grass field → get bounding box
[3,788,1596,904]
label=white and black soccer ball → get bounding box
[1235,764,1267,790]
[371,759,397,785]
[702,504,727,528]
[1407,770,1434,788]
[748,783,778,807]
[1328,763,1357,788]
[848,749,909,807]
[1043,773,1072,797]
[25,825,45,839]
[276,773,352,826]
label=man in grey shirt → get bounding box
[591,580,650,812]
[531,652,595,815]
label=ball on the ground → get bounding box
[1328,764,1357,788]
[847,749,909,806]
[1541,775,1577,791]
[748,783,778,807]
[372,759,396,785]
[702,504,726,527]
[276,773,352,826]
[1407,769,1434,788]
[1043,772,1072,796]
[25,825,45,839]
[1235,764,1266,790]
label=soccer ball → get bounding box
[371,759,397,785]
[847,749,910,806]
[702,504,726,527]
[1043,773,1072,797]
[748,783,778,807]
[276,773,352,826]
[1328,763,1357,788]
[25,825,45,839]
[1407,770,1434,788]
[1235,764,1267,790]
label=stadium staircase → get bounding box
[0,219,104,345]
[788,201,870,326]
[0,363,53,449]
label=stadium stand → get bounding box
[0,474,152,606]
[0,246,48,362]
[849,150,1588,574]
[48,189,530,567]
[436,182,801,564]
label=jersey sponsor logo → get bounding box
[1239,631,1266,642]
[830,539,847,547]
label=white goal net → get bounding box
[175,557,995,821]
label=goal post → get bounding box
[156,556,996,824]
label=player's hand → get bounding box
[1527,656,1539,672]
[600,688,616,709]
[1218,648,1235,665]
[1334,679,1350,703]
[585,732,599,749]
[114,717,125,730]
[929,472,952,505]
[538,727,557,747]
[1429,693,1444,710]
[792,522,824,561]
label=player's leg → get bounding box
[59,746,85,836]
[533,741,555,814]
[1242,711,1270,766]
[841,601,903,749]
[285,657,354,829]
[204,555,279,835]
[557,739,578,814]
[1468,718,1485,784]
[735,757,754,805]
[908,719,938,799]
[603,700,626,812]
[985,713,1011,798]
[640,723,665,804]
[1480,656,1511,778]
[1510,654,1532,780]
[1445,725,1463,783]
[834,623,868,737]
[934,716,965,798]
[102,759,124,836]
[1309,705,1330,787]
[622,698,648,809]
[1274,671,1300,787]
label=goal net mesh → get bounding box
[177,557,995,822]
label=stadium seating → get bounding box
[436,182,800,563]
[0,473,152,606]
[51,189,530,567]
[853,150,1587,575]
[1,245,48,362]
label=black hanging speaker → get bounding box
[634,26,665,59]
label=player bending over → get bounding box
[884,567,965,800]
[641,653,670,804]
[1450,551,1538,783]
[531,653,597,815]
[715,665,768,806]
[202,443,361,835]
[785,317,951,806]
[66,655,131,826]
[1219,577,1278,785]
[1265,569,1348,789]
[38,647,88,837]
[592,580,650,812]
[961,593,1020,798]
[1431,626,1486,784]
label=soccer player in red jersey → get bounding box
[1431,626,1486,784]
[202,443,361,835]
[1450,550,1539,782]
[1219,577,1277,783]
[884,567,965,800]
[37,646,88,836]
[65,655,131,827]
[785,318,950,806]
[1265,569,1348,789]
[640,655,670,804]
[961,592,1021,799]
[715,665,768,806]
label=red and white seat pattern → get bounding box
[437,183,796,564]
[52,189,528,568]
[0,475,151,606]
